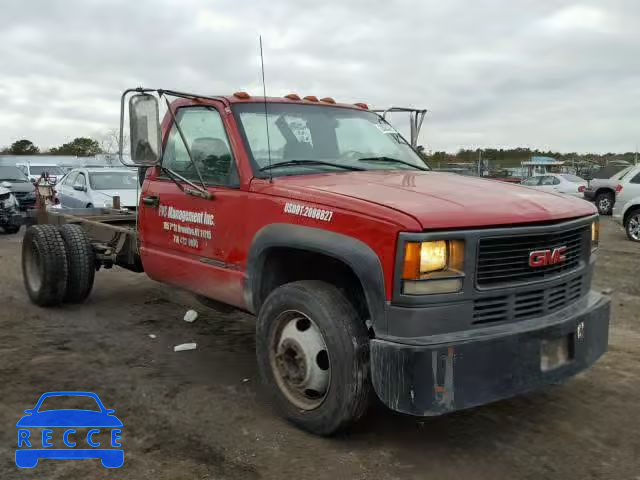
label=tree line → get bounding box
[1,129,125,157]
[425,148,638,169]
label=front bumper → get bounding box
[371,290,610,416]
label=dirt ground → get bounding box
[0,216,638,479]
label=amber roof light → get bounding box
[233,91,251,99]
[320,97,336,104]
[354,102,369,109]
[285,93,301,100]
[303,95,319,102]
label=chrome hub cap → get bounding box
[270,311,330,410]
[598,197,611,212]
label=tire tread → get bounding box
[58,224,95,302]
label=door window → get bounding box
[522,177,540,186]
[74,173,86,189]
[540,176,558,186]
[63,172,78,186]
[162,107,238,187]
[630,172,640,184]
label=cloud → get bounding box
[0,0,638,153]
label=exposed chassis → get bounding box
[29,208,142,272]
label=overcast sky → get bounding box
[0,0,638,153]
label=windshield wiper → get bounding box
[357,156,429,171]
[259,160,366,172]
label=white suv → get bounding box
[612,165,640,241]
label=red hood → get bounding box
[274,170,596,230]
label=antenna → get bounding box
[259,36,273,182]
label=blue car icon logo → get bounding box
[16,391,123,468]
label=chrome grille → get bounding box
[472,276,584,325]
[476,226,588,287]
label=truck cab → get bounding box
[21,88,610,436]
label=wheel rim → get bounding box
[629,215,640,240]
[24,242,42,292]
[269,310,331,410]
[598,197,611,212]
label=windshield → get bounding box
[29,165,65,176]
[89,171,138,190]
[233,103,429,176]
[619,167,636,180]
[561,174,584,183]
[0,166,29,181]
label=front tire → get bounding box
[256,280,371,436]
[625,209,640,242]
[595,192,614,215]
[22,225,68,306]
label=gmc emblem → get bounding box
[529,247,567,267]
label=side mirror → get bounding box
[129,94,162,166]
[24,409,34,414]
[73,185,86,192]
[1,181,11,188]
[30,178,36,184]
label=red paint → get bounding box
[528,247,568,268]
[137,96,597,308]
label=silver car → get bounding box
[55,168,139,209]
[612,165,640,241]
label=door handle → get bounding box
[142,195,159,207]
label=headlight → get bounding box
[591,218,599,251]
[401,239,464,295]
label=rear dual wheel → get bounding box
[22,224,95,306]
[256,280,371,436]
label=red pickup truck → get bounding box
[22,88,610,436]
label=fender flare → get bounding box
[245,223,387,332]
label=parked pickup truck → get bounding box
[22,88,610,436]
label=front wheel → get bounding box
[256,280,371,436]
[625,209,640,242]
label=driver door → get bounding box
[138,104,247,308]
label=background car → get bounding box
[583,165,634,215]
[612,165,640,241]
[0,165,37,210]
[520,173,587,198]
[55,168,139,209]
[16,163,66,184]
[0,182,22,234]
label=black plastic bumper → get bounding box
[371,291,610,416]
[583,190,596,201]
